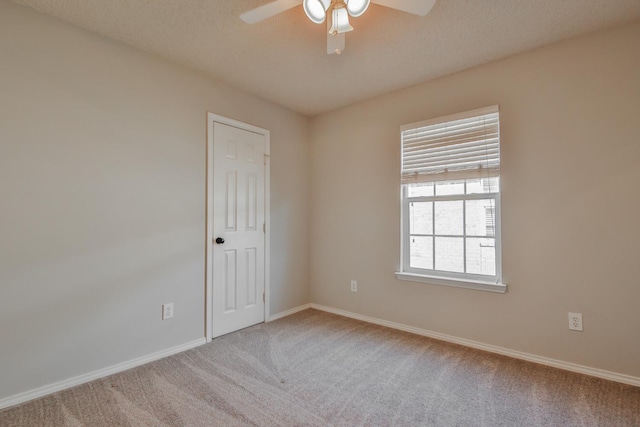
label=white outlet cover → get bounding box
[350,280,357,292]
[568,312,582,331]
[163,303,174,320]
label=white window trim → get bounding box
[397,106,506,293]
[395,272,507,293]
[396,186,506,293]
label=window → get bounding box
[396,106,505,293]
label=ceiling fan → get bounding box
[240,0,436,55]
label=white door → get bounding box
[211,121,266,338]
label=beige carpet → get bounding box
[1,309,639,426]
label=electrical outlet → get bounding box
[350,280,357,292]
[568,312,582,331]
[162,303,174,320]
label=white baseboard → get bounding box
[4,305,637,411]
[309,304,640,388]
[267,303,312,322]
[0,337,207,411]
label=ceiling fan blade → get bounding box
[371,0,436,16]
[240,0,301,24]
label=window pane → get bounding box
[435,237,464,272]
[465,199,496,237]
[466,238,496,276]
[435,180,465,196]
[410,236,433,269]
[408,183,434,197]
[434,201,463,235]
[409,202,433,235]
[466,177,500,194]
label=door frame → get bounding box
[205,112,270,343]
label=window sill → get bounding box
[395,272,507,293]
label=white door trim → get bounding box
[205,112,270,342]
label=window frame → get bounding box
[396,107,506,293]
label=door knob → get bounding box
[215,237,225,244]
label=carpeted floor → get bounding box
[1,309,639,426]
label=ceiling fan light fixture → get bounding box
[303,0,330,24]
[240,0,438,55]
[329,5,353,35]
[345,0,370,17]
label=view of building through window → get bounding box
[407,177,498,276]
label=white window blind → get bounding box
[401,105,500,184]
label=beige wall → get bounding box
[0,0,309,400]
[309,22,640,377]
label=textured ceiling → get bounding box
[11,0,640,116]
